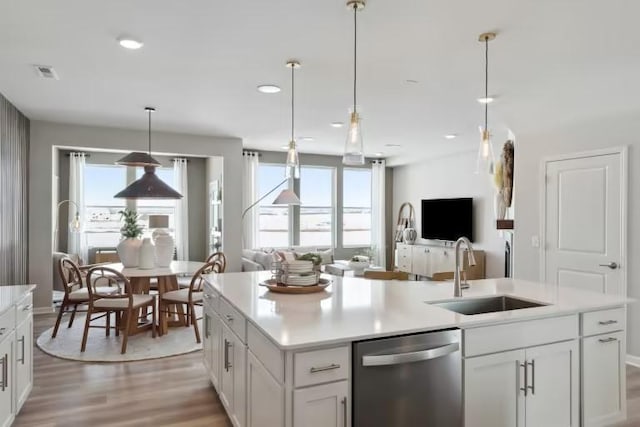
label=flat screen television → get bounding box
[421,198,474,242]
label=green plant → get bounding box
[296,252,322,266]
[119,209,143,239]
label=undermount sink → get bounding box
[428,296,548,315]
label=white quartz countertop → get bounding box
[203,272,631,350]
[0,285,37,315]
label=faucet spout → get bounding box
[454,236,475,297]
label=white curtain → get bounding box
[68,152,88,262]
[173,158,189,260]
[371,160,386,268]
[242,152,259,249]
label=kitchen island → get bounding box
[202,272,629,427]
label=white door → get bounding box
[524,340,579,427]
[14,317,32,412]
[247,350,284,427]
[293,380,349,427]
[582,332,625,426]
[544,150,626,295]
[464,349,526,427]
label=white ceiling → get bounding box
[1,0,639,165]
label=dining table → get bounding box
[103,261,205,336]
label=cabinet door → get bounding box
[294,380,349,427]
[203,310,213,372]
[525,340,579,427]
[411,246,430,276]
[0,333,14,427]
[247,350,284,427]
[464,349,525,427]
[14,316,32,412]
[582,332,625,426]
[220,325,246,427]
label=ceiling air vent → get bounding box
[33,65,59,80]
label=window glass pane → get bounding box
[84,165,127,248]
[300,166,334,247]
[343,168,372,246]
[258,164,289,247]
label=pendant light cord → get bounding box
[148,109,152,155]
[291,64,295,141]
[353,4,358,114]
[484,36,489,131]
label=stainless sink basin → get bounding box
[428,296,548,315]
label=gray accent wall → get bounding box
[0,94,29,285]
[30,121,243,310]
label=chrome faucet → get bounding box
[454,237,477,297]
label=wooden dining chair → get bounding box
[82,266,157,354]
[431,271,455,281]
[52,256,118,338]
[206,252,226,272]
[159,260,221,343]
[363,271,409,281]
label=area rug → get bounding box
[37,314,203,362]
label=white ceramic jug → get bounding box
[138,238,155,269]
[153,230,175,267]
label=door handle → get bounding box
[18,336,25,364]
[224,339,233,372]
[599,262,619,270]
[519,362,528,397]
[362,342,459,367]
[527,360,535,395]
[341,397,348,427]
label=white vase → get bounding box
[153,230,175,267]
[495,189,507,220]
[117,238,141,268]
[403,228,418,245]
[138,238,155,269]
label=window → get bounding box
[343,168,371,246]
[300,166,334,247]
[135,167,176,231]
[83,165,127,248]
[258,164,289,247]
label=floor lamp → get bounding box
[241,178,300,249]
[53,199,82,252]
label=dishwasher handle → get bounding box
[362,342,459,367]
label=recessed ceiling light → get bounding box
[477,97,494,104]
[374,152,384,157]
[445,134,457,140]
[117,37,144,50]
[257,85,281,94]
[299,137,314,142]
[280,145,289,150]
[330,122,344,128]
[384,143,401,148]
[406,79,419,84]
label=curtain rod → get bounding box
[64,152,90,157]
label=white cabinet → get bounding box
[221,324,246,427]
[293,380,349,427]
[203,305,222,390]
[582,331,625,426]
[411,246,430,276]
[247,350,284,427]
[14,315,32,412]
[465,341,578,427]
[396,244,485,279]
[396,244,412,273]
[0,332,14,427]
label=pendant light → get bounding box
[116,107,161,167]
[476,32,497,175]
[285,60,301,179]
[343,0,366,165]
[114,107,183,199]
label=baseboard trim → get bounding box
[626,354,640,367]
[34,306,55,315]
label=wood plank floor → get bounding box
[14,314,232,427]
[14,314,640,426]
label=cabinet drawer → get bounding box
[582,307,625,337]
[0,308,14,342]
[464,315,578,357]
[203,283,220,314]
[294,346,349,388]
[397,245,412,257]
[16,293,32,325]
[219,298,247,343]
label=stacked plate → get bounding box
[283,260,318,286]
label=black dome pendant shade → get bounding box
[114,107,183,199]
[114,165,183,199]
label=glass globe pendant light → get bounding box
[343,0,366,165]
[285,60,301,179]
[476,32,497,175]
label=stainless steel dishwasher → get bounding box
[353,329,462,427]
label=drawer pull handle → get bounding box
[18,336,25,364]
[599,337,618,344]
[310,363,341,373]
[598,320,618,326]
[22,304,32,311]
[225,314,234,322]
[519,362,528,396]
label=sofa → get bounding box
[241,247,334,272]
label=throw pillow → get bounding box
[318,248,334,265]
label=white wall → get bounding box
[29,120,243,310]
[513,112,640,357]
[392,150,506,278]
